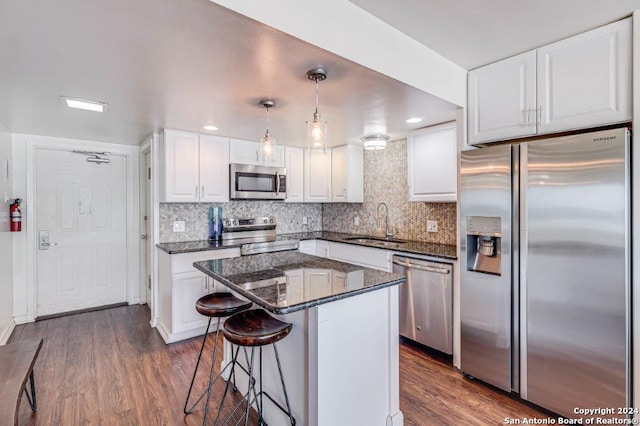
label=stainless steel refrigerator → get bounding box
[459,127,630,417]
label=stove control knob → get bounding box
[263,219,268,224]
[233,220,238,226]
[269,218,274,224]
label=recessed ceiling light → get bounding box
[405,117,423,124]
[203,125,219,131]
[60,96,108,112]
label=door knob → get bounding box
[141,235,148,240]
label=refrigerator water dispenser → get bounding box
[466,216,501,275]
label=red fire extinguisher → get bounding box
[10,199,22,232]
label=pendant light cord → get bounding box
[266,105,270,137]
[315,77,320,115]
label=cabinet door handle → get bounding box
[537,105,543,126]
[256,151,259,162]
[195,185,198,197]
[201,185,205,198]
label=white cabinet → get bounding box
[331,145,363,202]
[161,130,229,202]
[327,241,391,272]
[199,135,231,202]
[230,138,285,167]
[467,18,631,145]
[157,248,241,343]
[285,147,304,202]
[408,122,457,202]
[298,240,329,257]
[304,149,331,202]
[468,51,536,144]
[537,18,631,134]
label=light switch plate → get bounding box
[353,216,360,226]
[302,216,308,225]
[427,220,438,233]
[173,220,186,232]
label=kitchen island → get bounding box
[193,251,406,426]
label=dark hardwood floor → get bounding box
[9,305,548,425]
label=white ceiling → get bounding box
[349,0,640,70]
[2,1,640,147]
[0,0,457,147]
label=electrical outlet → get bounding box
[173,220,186,232]
[427,220,438,233]
[353,216,360,226]
[302,216,308,225]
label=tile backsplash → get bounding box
[159,201,322,242]
[322,139,457,246]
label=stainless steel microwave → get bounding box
[229,163,287,200]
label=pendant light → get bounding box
[259,100,276,161]
[362,134,389,151]
[306,68,328,153]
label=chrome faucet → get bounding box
[377,202,393,239]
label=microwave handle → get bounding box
[275,171,280,196]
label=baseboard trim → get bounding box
[0,319,16,345]
[13,314,31,325]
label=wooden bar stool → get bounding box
[184,292,252,424]
[216,308,296,426]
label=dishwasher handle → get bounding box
[392,259,450,274]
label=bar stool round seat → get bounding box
[196,292,253,317]
[222,308,292,347]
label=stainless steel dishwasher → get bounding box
[392,255,453,355]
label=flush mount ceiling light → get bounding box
[60,96,108,112]
[202,125,218,131]
[306,68,328,153]
[259,100,277,160]
[362,134,389,151]
[405,117,423,124]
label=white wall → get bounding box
[0,125,15,344]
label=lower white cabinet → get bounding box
[157,248,241,343]
[299,240,391,272]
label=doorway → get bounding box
[35,149,128,317]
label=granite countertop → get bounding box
[193,251,405,315]
[158,231,457,260]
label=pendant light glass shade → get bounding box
[306,68,328,153]
[259,100,277,162]
[362,134,389,151]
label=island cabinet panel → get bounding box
[223,285,402,426]
[156,248,240,343]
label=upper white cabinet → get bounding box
[331,145,363,203]
[408,122,457,202]
[160,130,229,202]
[468,51,537,144]
[304,149,332,202]
[229,138,285,168]
[285,146,304,202]
[467,18,631,145]
[537,18,631,134]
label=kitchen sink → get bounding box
[342,236,405,248]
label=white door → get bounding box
[467,50,537,145]
[537,18,631,134]
[36,149,128,317]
